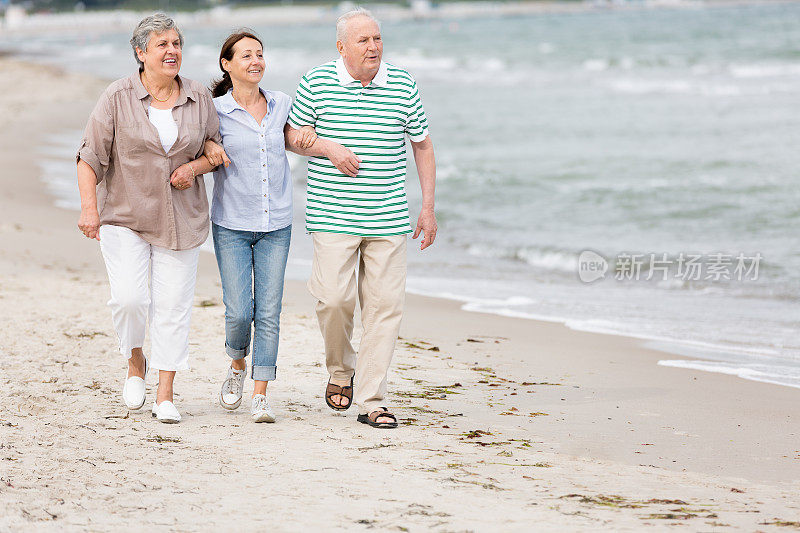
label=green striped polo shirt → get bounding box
[288,58,429,236]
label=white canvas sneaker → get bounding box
[151,400,181,423]
[251,394,275,423]
[122,357,148,410]
[220,367,247,410]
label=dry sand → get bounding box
[0,58,798,531]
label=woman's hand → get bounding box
[203,140,231,168]
[78,208,101,240]
[297,126,317,149]
[170,163,195,190]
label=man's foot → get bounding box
[251,394,275,423]
[220,366,247,410]
[357,407,398,429]
[325,376,353,411]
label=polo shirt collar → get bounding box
[131,71,196,105]
[217,87,274,114]
[335,57,388,87]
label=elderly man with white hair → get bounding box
[288,8,437,429]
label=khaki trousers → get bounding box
[308,232,407,415]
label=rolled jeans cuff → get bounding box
[225,342,249,360]
[252,365,276,382]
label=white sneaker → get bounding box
[220,366,247,410]
[122,357,148,410]
[151,400,181,424]
[251,394,275,423]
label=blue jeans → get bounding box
[212,223,291,381]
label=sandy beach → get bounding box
[0,58,799,531]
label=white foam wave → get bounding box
[729,63,800,78]
[516,248,578,272]
[73,43,117,59]
[657,359,800,389]
[466,244,578,272]
[583,58,609,72]
[538,42,555,55]
[567,318,784,358]
[390,53,458,72]
[607,74,800,96]
[435,163,459,181]
[607,78,692,95]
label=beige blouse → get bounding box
[77,72,221,250]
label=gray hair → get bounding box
[336,8,380,42]
[130,13,184,69]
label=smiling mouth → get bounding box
[164,58,177,65]
[247,69,262,74]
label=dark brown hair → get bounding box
[210,29,264,98]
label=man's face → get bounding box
[338,16,383,79]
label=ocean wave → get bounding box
[405,280,800,390]
[388,51,541,86]
[466,244,578,272]
[538,42,555,55]
[434,163,458,181]
[606,78,749,96]
[729,63,800,78]
[72,42,117,59]
[657,359,800,389]
[583,58,609,72]
[390,52,459,72]
[606,74,800,96]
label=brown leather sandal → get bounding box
[357,407,398,429]
[325,375,353,411]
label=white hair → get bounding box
[336,8,381,42]
[130,13,184,69]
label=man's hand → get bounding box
[412,206,437,250]
[325,142,361,178]
[297,126,317,149]
[170,163,195,190]
[410,135,436,250]
[78,208,101,241]
[203,140,230,168]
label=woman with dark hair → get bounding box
[76,13,221,423]
[203,29,360,422]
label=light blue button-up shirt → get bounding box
[211,88,292,232]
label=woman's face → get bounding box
[223,37,265,87]
[137,29,182,79]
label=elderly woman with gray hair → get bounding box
[76,13,220,423]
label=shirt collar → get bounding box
[217,87,274,114]
[335,57,388,87]
[130,71,196,105]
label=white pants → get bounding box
[99,225,200,371]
